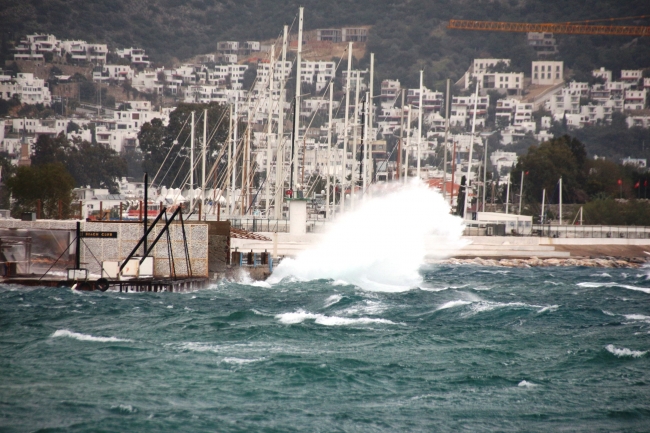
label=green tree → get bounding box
[65,138,127,192]
[31,133,68,166]
[5,163,75,219]
[514,135,588,205]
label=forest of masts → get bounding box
[169,7,474,221]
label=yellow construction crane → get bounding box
[448,16,650,37]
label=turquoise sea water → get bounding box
[1,265,649,432]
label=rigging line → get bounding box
[38,236,77,281]
[80,239,107,277]
[158,121,194,187]
[151,113,191,185]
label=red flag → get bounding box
[617,179,623,186]
[634,181,640,188]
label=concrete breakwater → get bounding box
[437,256,649,268]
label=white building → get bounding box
[450,94,490,128]
[115,48,150,67]
[624,89,647,111]
[532,61,563,85]
[380,79,401,109]
[545,88,580,116]
[0,73,52,105]
[592,67,612,83]
[621,70,643,86]
[302,61,336,91]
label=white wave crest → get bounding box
[605,344,647,358]
[518,380,537,388]
[624,314,650,323]
[577,282,650,294]
[437,300,472,310]
[538,305,559,313]
[275,310,398,326]
[221,357,264,365]
[52,329,131,343]
[323,294,343,308]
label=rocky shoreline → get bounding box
[436,256,649,268]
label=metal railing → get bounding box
[532,224,650,239]
[463,221,650,239]
[229,217,331,234]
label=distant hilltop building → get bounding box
[315,27,368,43]
[527,32,558,57]
[215,41,261,64]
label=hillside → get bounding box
[2,0,650,89]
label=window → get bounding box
[534,66,538,71]
[556,73,560,79]
[534,73,538,79]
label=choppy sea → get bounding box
[1,265,649,432]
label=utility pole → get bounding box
[559,177,563,225]
[363,91,369,196]
[505,172,511,214]
[518,170,524,215]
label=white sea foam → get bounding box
[266,181,465,292]
[111,404,137,414]
[52,329,131,343]
[605,344,647,358]
[275,310,398,326]
[590,272,612,278]
[537,305,559,313]
[518,380,537,388]
[624,314,650,323]
[437,300,472,310]
[323,294,343,308]
[419,285,449,292]
[577,282,650,294]
[221,357,264,365]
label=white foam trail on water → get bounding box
[275,310,399,326]
[577,282,650,294]
[605,344,647,358]
[267,181,465,292]
[52,329,131,343]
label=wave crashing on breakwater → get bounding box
[267,181,465,291]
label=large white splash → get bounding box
[267,180,465,292]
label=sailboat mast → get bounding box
[463,82,479,220]
[326,81,333,218]
[265,44,275,217]
[417,70,423,180]
[274,25,288,220]
[443,78,450,202]
[201,108,207,220]
[341,42,352,212]
[190,111,195,210]
[291,7,303,193]
[368,53,374,190]
[351,70,360,210]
